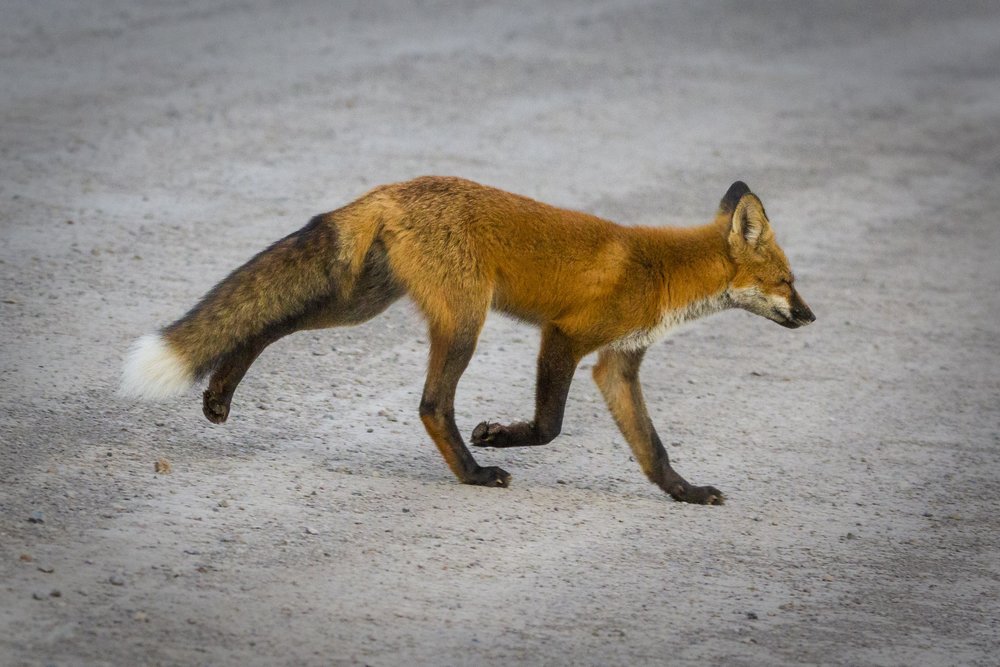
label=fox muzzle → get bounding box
[784,289,815,328]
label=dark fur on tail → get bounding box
[196,219,404,423]
[164,213,345,379]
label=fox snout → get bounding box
[781,289,816,329]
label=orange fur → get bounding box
[122,176,814,502]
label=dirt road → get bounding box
[2,2,998,665]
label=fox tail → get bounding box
[119,203,384,400]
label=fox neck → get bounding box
[612,223,736,351]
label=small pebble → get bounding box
[31,589,61,600]
[109,575,125,586]
[304,526,319,535]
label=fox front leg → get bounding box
[471,325,579,449]
[592,347,723,505]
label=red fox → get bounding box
[121,177,814,504]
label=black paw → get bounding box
[668,484,725,505]
[202,390,230,424]
[470,421,505,447]
[463,465,512,488]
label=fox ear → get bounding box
[719,181,751,214]
[730,194,771,248]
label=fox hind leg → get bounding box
[419,315,510,487]
[203,320,299,423]
[203,241,404,423]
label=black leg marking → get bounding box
[472,325,579,449]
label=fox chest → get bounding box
[610,292,730,351]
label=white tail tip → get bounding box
[119,333,194,400]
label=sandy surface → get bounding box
[2,1,999,665]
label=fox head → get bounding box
[719,182,815,329]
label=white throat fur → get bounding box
[610,291,732,351]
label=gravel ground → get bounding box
[2,1,998,665]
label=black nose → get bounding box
[792,304,815,323]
